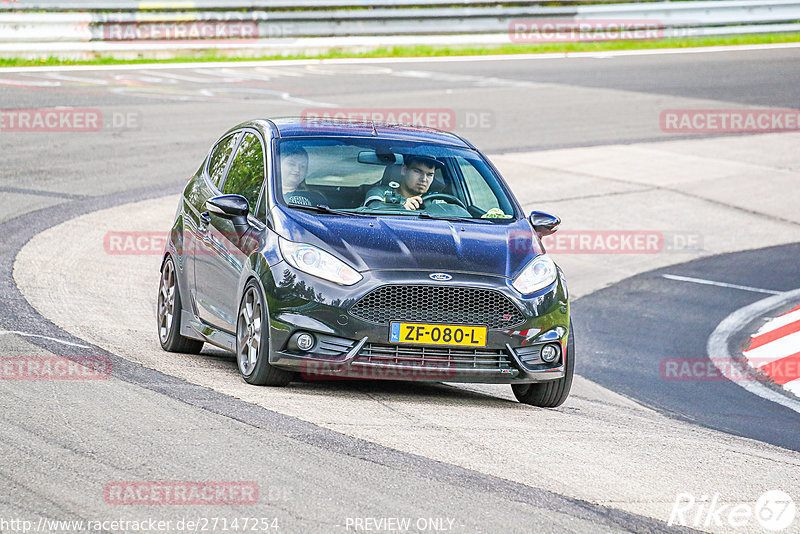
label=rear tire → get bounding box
[157,256,204,354]
[512,320,574,408]
[236,281,294,387]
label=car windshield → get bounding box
[276,138,518,221]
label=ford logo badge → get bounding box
[429,273,452,281]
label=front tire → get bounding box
[512,320,574,408]
[157,256,204,354]
[236,281,294,386]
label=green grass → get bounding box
[1,31,798,68]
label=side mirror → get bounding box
[206,195,250,218]
[529,211,560,236]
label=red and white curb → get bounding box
[743,303,800,397]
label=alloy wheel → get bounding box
[157,260,176,344]
[237,286,262,377]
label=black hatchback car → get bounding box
[157,118,573,407]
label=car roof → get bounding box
[264,117,474,148]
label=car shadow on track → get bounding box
[197,345,523,406]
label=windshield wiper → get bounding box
[287,203,370,217]
[416,212,492,224]
[351,207,499,223]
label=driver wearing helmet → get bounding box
[363,155,439,211]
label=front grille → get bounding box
[354,343,514,372]
[349,285,525,329]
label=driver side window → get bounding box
[221,133,266,217]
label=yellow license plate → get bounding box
[389,322,487,347]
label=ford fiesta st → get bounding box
[157,118,573,407]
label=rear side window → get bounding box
[207,133,240,187]
[222,133,266,215]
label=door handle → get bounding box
[198,212,211,241]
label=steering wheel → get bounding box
[284,190,317,206]
[421,193,468,210]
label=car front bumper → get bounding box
[264,263,570,384]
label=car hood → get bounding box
[271,207,543,279]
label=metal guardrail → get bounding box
[0,1,798,57]
[0,0,685,10]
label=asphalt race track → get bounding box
[575,243,800,450]
[1,47,799,533]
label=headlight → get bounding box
[512,254,557,295]
[279,237,362,286]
